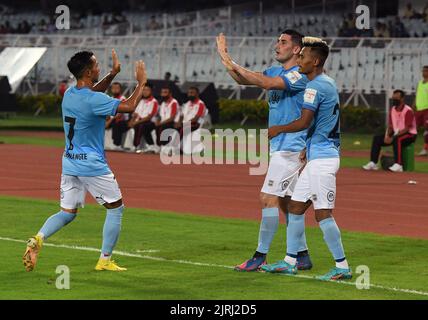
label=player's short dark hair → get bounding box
[281,29,304,47]
[302,37,330,67]
[423,65,428,69]
[67,51,94,79]
[393,89,405,98]
[145,82,154,89]
[111,82,122,89]
[188,86,199,94]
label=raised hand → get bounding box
[135,60,147,85]
[216,33,235,71]
[111,49,121,76]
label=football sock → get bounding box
[38,211,76,240]
[285,210,308,254]
[101,205,124,258]
[256,207,279,254]
[319,217,348,268]
[285,213,305,266]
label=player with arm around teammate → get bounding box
[260,37,352,281]
[217,31,313,272]
[23,50,147,272]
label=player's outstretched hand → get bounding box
[216,33,234,71]
[267,126,282,139]
[111,49,121,76]
[135,60,147,85]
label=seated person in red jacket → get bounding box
[105,82,129,148]
[128,82,159,152]
[155,86,179,146]
[176,87,207,136]
[363,90,417,172]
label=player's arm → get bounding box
[116,61,147,114]
[93,49,121,93]
[216,33,258,86]
[268,109,314,139]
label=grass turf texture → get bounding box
[0,195,427,300]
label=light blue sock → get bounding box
[286,213,305,257]
[285,211,308,253]
[101,205,124,256]
[256,207,279,254]
[319,217,346,262]
[39,211,76,240]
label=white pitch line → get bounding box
[2,236,428,297]
[136,249,160,253]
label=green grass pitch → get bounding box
[0,196,427,300]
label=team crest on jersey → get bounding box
[285,71,302,84]
[327,191,335,202]
[304,88,317,104]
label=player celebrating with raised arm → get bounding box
[23,51,147,272]
[260,37,352,281]
[216,31,312,272]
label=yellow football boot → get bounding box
[23,235,43,272]
[95,258,127,271]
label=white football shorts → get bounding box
[60,173,122,209]
[291,157,339,210]
[261,151,303,197]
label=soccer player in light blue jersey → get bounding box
[217,31,313,272]
[23,50,147,272]
[260,37,352,281]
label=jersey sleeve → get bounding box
[301,82,321,112]
[88,92,121,116]
[280,71,307,93]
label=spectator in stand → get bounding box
[156,86,179,148]
[423,4,428,23]
[414,66,428,156]
[105,82,129,150]
[403,3,415,19]
[363,90,417,172]
[128,82,159,153]
[374,22,390,38]
[147,15,161,30]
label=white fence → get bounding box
[1,34,427,105]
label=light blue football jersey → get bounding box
[263,65,308,153]
[301,73,340,161]
[61,86,121,176]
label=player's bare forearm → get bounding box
[93,72,117,93]
[226,69,252,85]
[117,82,145,113]
[268,109,313,139]
[232,63,285,90]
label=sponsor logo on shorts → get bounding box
[281,180,290,191]
[327,191,335,202]
[268,180,274,187]
[60,188,64,199]
[311,194,318,201]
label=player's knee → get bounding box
[103,198,123,209]
[288,200,309,214]
[61,207,78,214]
[259,193,278,208]
[315,209,333,222]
